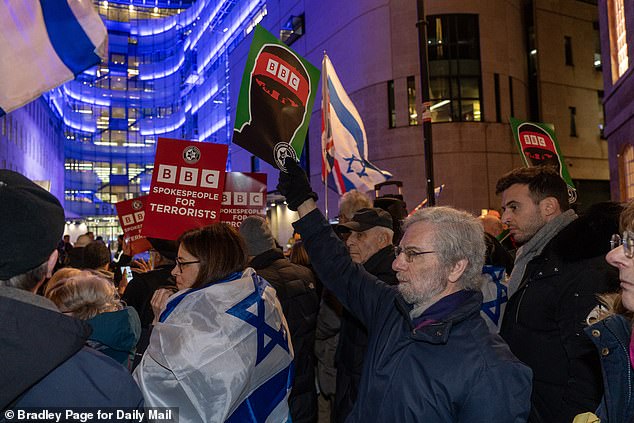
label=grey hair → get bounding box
[0,261,49,291]
[45,271,121,320]
[338,190,372,222]
[402,207,485,290]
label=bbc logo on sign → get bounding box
[222,192,264,206]
[522,134,547,147]
[122,211,145,227]
[267,58,300,92]
[157,164,220,188]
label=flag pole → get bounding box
[322,51,330,219]
[416,0,436,206]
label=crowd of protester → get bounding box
[2,162,634,422]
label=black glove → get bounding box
[277,157,318,211]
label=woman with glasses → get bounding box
[584,201,634,422]
[133,223,293,422]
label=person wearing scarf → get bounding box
[496,166,620,422]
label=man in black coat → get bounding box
[239,216,319,423]
[496,166,620,422]
[333,208,397,423]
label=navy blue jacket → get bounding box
[0,294,144,412]
[334,244,397,423]
[295,209,532,422]
[586,314,634,423]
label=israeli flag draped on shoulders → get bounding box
[0,0,107,116]
[321,54,391,194]
[134,268,294,423]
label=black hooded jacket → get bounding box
[500,203,621,423]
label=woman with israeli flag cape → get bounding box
[134,224,294,422]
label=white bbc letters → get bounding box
[157,165,177,184]
[157,165,221,188]
[200,170,220,188]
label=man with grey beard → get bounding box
[277,159,532,422]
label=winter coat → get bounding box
[333,244,397,423]
[500,208,620,423]
[314,289,341,397]
[585,314,634,423]
[86,306,141,369]
[250,248,319,423]
[122,265,175,368]
[133,268,293,423]
[295,209,532,422]
[0,287,144,411]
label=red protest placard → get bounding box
[115,197,152,256]
[142,138,229,240]
[220,172,267,228]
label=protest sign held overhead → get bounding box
[233,25,320,171]
[142,138,228,240]
[510,117,576,203]
[220,172,267,228]
[115,196,152,256]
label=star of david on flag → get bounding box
[321,54,391,194]
[227,276,291,365]
[480,265,508,330]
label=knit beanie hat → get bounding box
[0,170,65,279]
[147,237,178,261]
[239,216,277,257]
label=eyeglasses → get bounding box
[175,258,200,272]
[610,232,634,258]
[394,246,436,263]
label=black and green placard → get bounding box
[233,25,319,171]
[510,117,576,203]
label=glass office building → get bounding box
[41,0,267,239]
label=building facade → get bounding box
[229,0,609,216]
[598,0,634,201]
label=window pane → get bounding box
[430,100,452,122]
[407,76,418,126]
[460,100,481,122]
[460,77,480,98]
[387,80,396,128]
[427,14,482,122]
[429,77,450,99]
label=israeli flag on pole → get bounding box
[321,54,391,194]
[0,0,107,116]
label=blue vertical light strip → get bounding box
[224,48,232,170]
[39,0,101,76]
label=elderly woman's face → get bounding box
[171,245,200,290]
[607,238,634,312]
